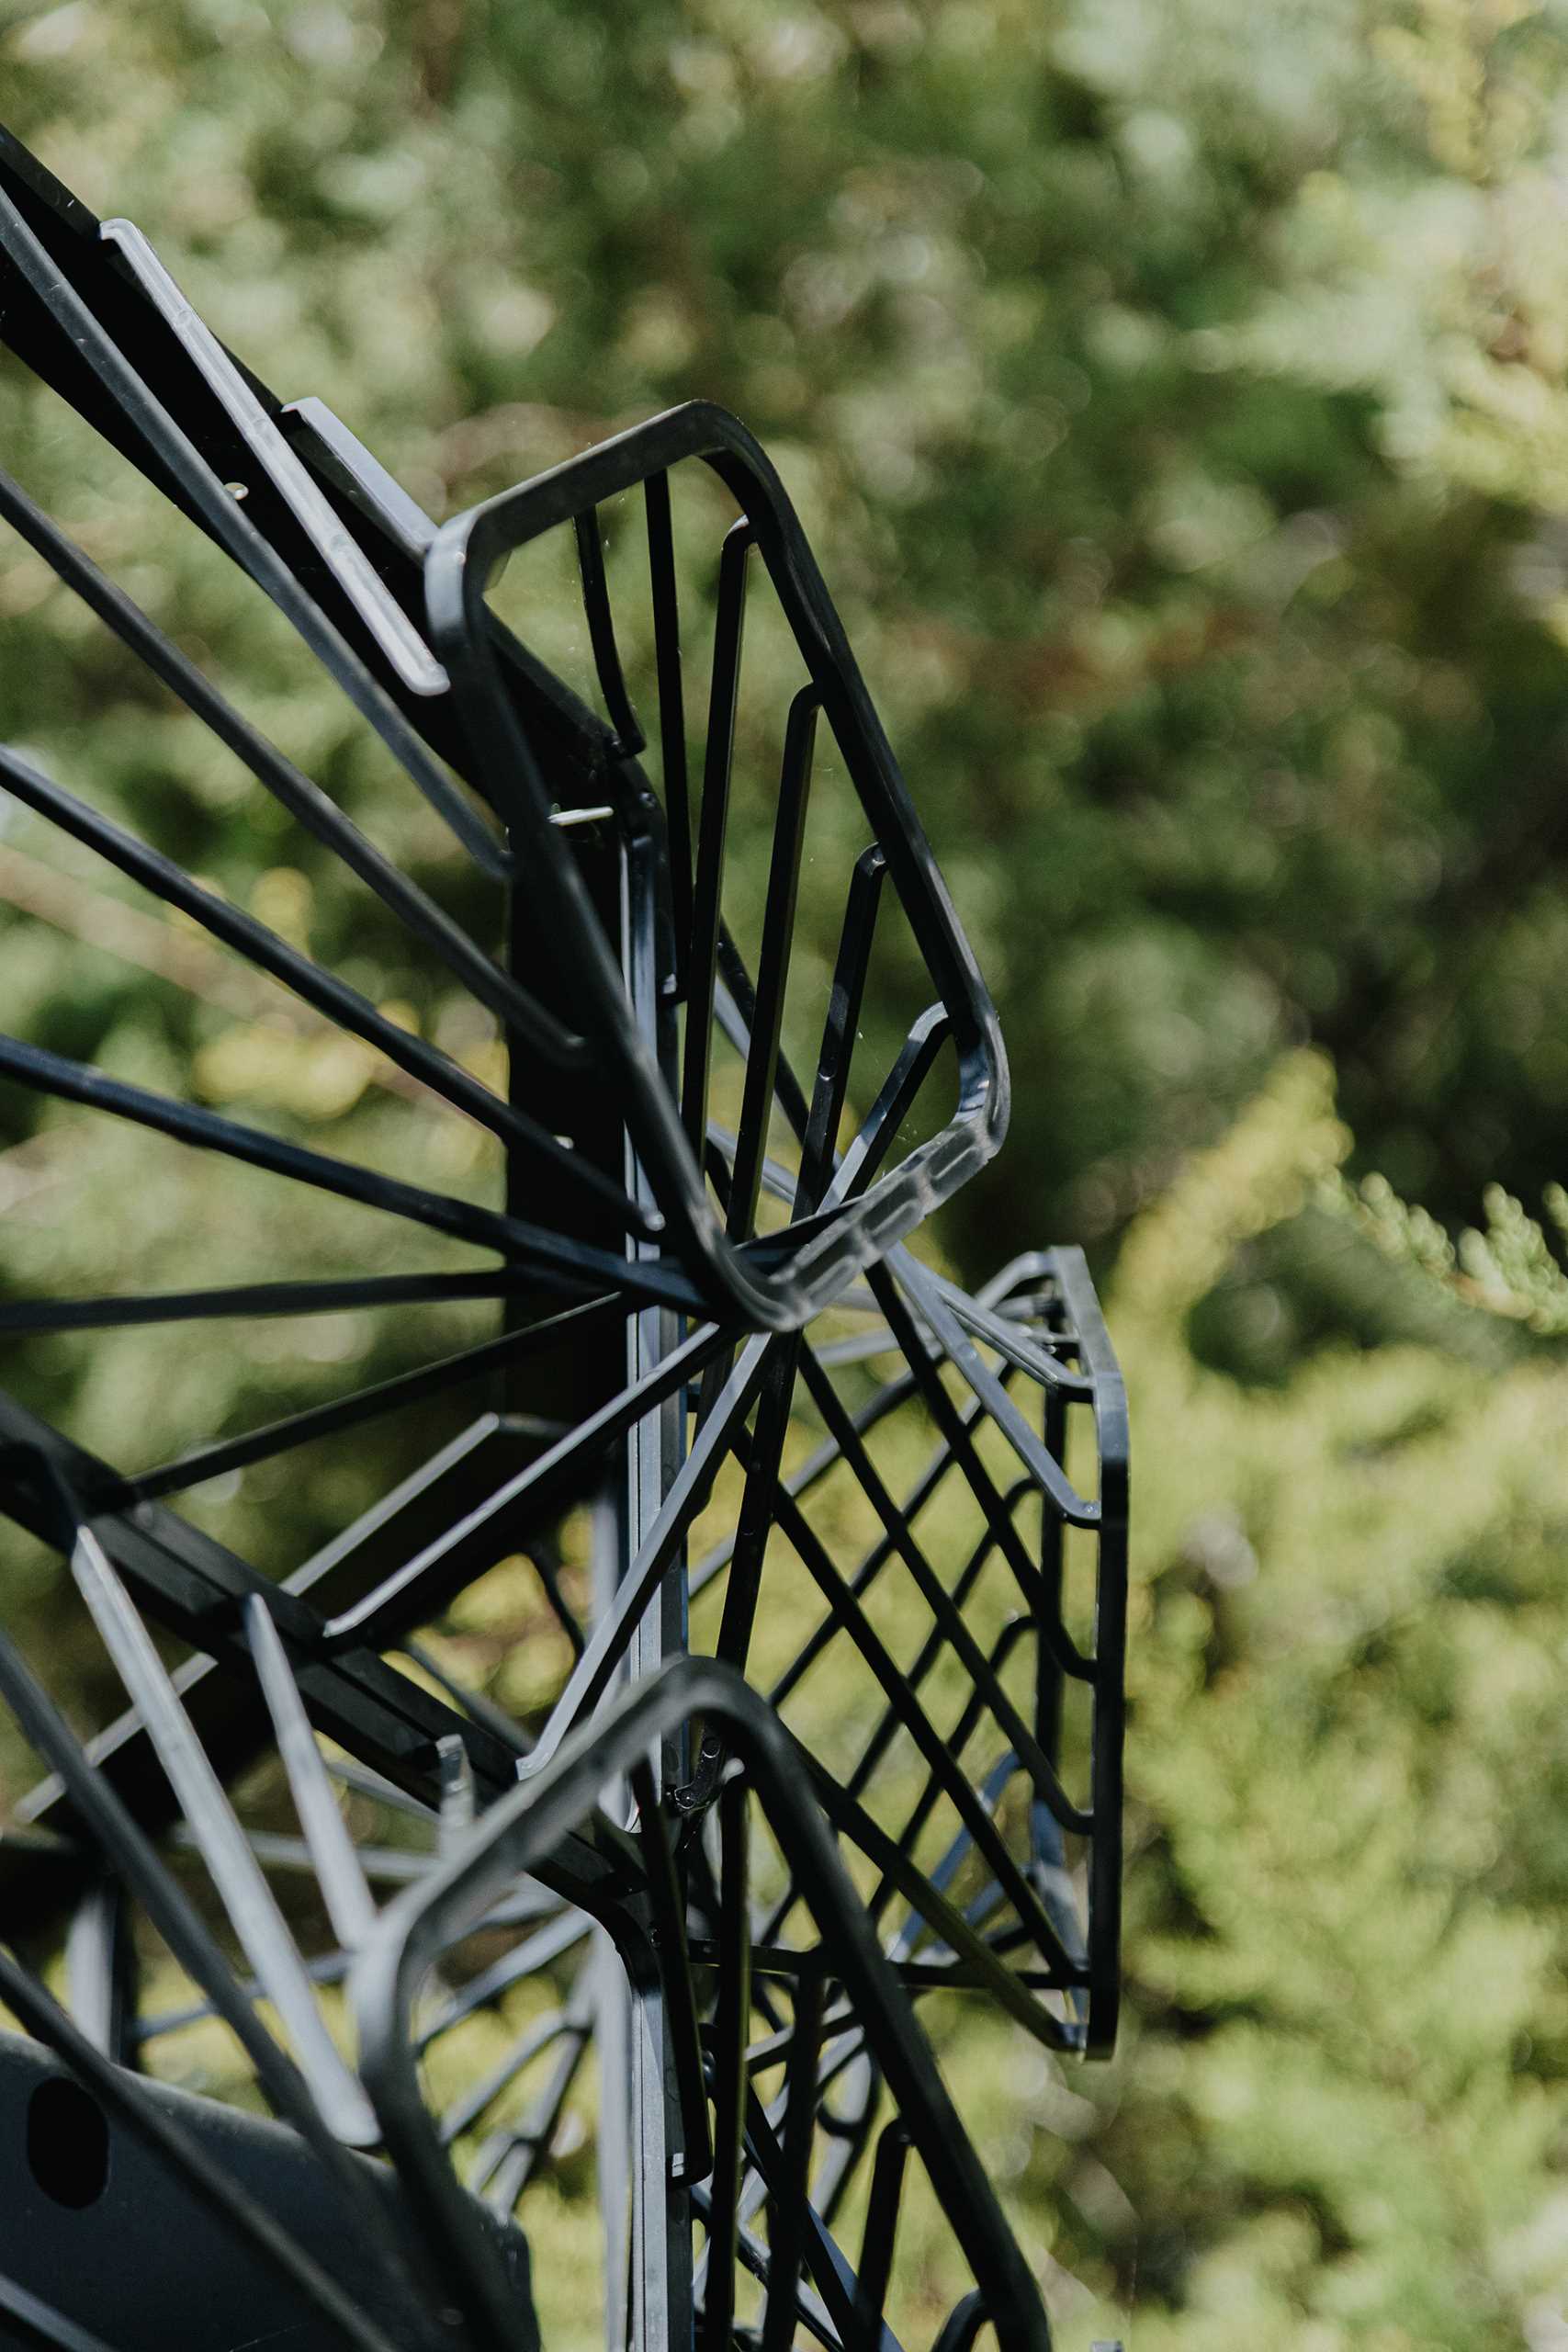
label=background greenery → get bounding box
[7,0,1568,2342]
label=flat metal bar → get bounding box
[701,1777,750,2352]
[325,1756,440,1822]
[276,392,657,825]
[729,686,818,1241]
[63,1879,134,2064]
[644,469,693,966]
[77,209,499,874]
[631,1758,713,2186]
[0,2271,123,2352]
[761,1964,826,2352]
[98,218,449,700]
[1038,1378,1066,1817]
[922,1267,1090,1396]
[574,507,645,753]
[853,2124,909,2337]
[798,845,887,1210]
[436,1732,476,1857]
[680,518,751,1153]
[1047,1245,1128,2054]
[164,1829,434,1886]
[613,803,692,2352]
[243,1592,378,1952]
[802,1328,903,1370]
[283,395,438,558]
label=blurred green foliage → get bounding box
[1064,1057,1568,2346]
[9,0,1568,2343]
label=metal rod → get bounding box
[680,519,751,1154]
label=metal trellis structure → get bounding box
[0,124,1128,2352]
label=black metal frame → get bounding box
[0,124,1006,1334]
[425,401,1010,1329]
[355,1657,1055,2352]
[0,117,1128,2352]
[0,1610,1058,2351]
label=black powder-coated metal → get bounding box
[0,122,1007,1331]
[0,119,1128,2352]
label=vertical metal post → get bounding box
[502,797,647,2352]
[619,818,694,2352]
[65,1878,137,2064]
[593,1489,635,2352]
